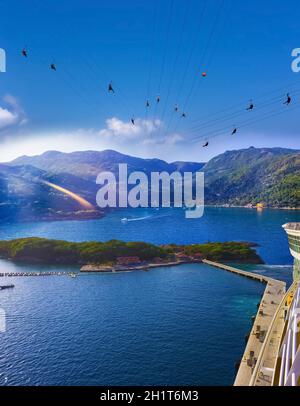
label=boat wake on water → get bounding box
[121,215,155,223]
[244,264,293,269]
[121,213,170,223]
[259,265,292,269]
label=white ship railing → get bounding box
[284,346,300,386]
[278,283,300,386]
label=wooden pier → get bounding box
[202,259,274,284]
[202,259,286,386]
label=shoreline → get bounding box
[80,257,263,274]
[205,204,300,211]
[0,205,298,225]
[80,259,200,273]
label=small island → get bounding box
[0,237,263,272]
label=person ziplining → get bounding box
[108,82,115,93]
[246,100,254,111]
[284,93,291,105]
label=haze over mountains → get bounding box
[11,150,204,181]
[0,147,298,222]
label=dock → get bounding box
[202,259,286,386]
[203,259,273,284]
[0,271,68,277]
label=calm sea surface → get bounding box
[0,207,299,385]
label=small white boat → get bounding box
[121,218,128,223]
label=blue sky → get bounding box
[0,0,299,162]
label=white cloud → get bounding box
[0,107,18,129]
[0,95,27,131]
[163,133,184,145]
[98,116,184,148]
[99,117,162,139]
[142,132,184,146]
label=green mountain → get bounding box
[203,147,300,207]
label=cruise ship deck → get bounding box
[243,223,300,386]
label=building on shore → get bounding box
[116,256,142,266]
[192,253,203,262]
[256,203,265,211]
[175,252,191,262]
